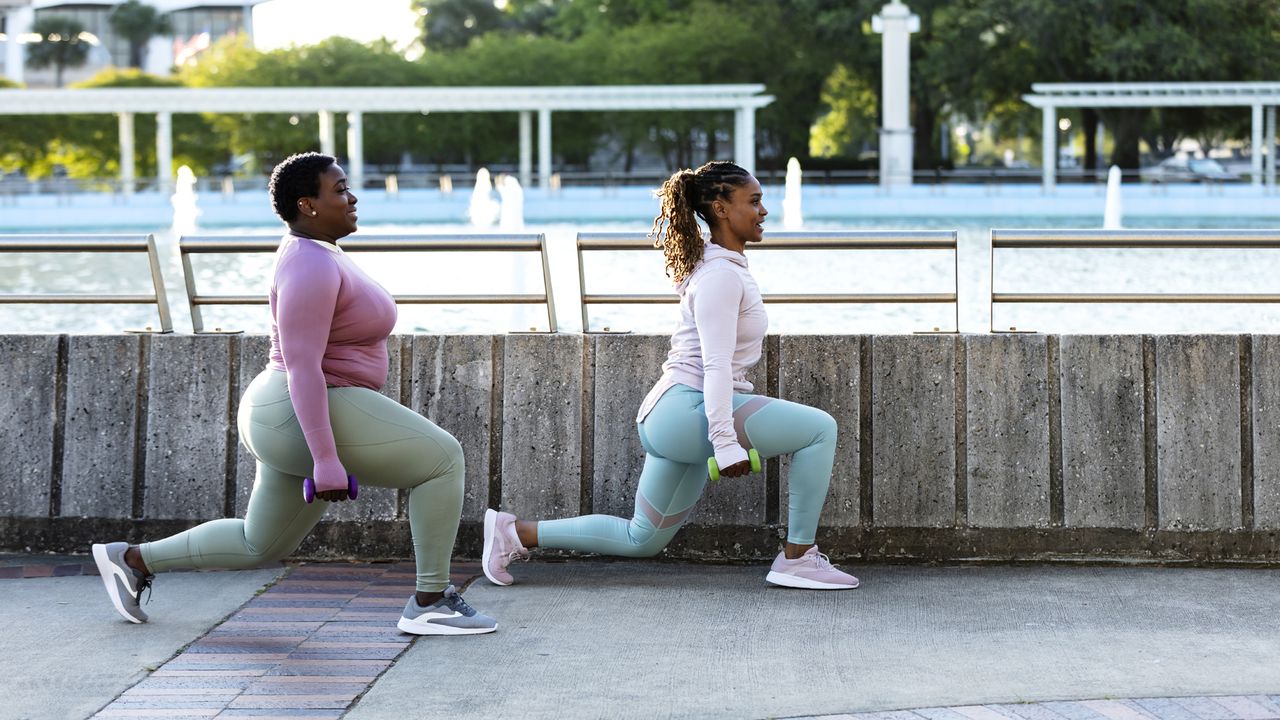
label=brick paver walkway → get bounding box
[91,561,480,719]
[796,696,1280,720]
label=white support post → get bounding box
[1252,103,1264,188]
[538,108,552,188]
[734,106,756,175]
[118,112,136,196]
[1041,105,1056,193]
[346,111,364,192]
[318,111,335,157]
[156,111,173,194]
[3,7,33,85]
[519,110,532,190]
[1267,105,1276,193]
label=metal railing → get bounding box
[0,234,172,332]
[179,234,557,333]
[989,229,1280,332]
[576,231,959,333]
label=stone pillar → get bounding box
[118,111,136,196]
[156,111,173,194]
[318,110,335,157]
[734,106,756,175]
[519,110,532,190]
[538,108,552,188]
[346,110,363,192]
[872,0,919,188]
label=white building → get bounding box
[1,0,263,87]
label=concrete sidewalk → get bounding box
[1,557,1277,719]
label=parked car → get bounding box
[1143,156,1240,183]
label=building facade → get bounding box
[1,0,263,87]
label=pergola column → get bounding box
[538,108,552,188]
[734,106,756,174]
[156,111,173,193]
[519,110,532,190]
[1252,103,1264,187]
[3,6,33,84]
[1041,104,1056,192]
[318,111,335,157]
[346,111,363,191]
[1267,105,1276,193]
[118,111,136,196]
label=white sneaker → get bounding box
[92,542,153,623]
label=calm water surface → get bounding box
[3,216,1279,335]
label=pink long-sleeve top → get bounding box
[267,235,397,476]
[636,241,768,470]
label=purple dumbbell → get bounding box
[302,474,359,503]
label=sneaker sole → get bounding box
[397,617,498,635]
[481,509,512,587]
[92,544,146,623]
[765,570,859,590]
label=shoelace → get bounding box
[134,574,154,606]
[443,591,475,616]
[808,551,835,571]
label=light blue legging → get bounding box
[538,383,837,555]
[139,369,465,593]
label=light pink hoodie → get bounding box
[637,241,768,469]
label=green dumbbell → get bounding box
[708,448,761,482]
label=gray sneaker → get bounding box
[397,585,497,636]
[92,542,153,624]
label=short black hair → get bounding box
[268,152,336,222]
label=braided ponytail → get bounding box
[649,161,753,283]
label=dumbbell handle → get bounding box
[708,448,761,482]
[302,474,359,503]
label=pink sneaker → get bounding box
[766,546,859,590]
[482,509,528,586]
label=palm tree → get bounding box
[109,0,172,69]
[26,15,93,87]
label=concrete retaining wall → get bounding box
[2,333,1276,564]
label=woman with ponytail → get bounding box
[482,161,858,591]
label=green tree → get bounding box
[26,15,93,87]
[413,0,506,50]
[181,36,424,171]
[982,0,1280,170]
[109,0,173,70]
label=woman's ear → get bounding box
[712,199,727,219]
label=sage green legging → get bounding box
[538,384,836,555]
[140,369,465,592]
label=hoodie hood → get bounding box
[674,241,749,296]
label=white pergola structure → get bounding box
[0,85,775,193]
[1024,82,1280,192]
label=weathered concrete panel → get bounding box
[590,335,667,519]
[61,335,141,519]
[143,335,232,520]
[325,336,403,522]
[966,335,1050,528]
[1254,335,1280,529]
[234,335,272,517]
[411,334,495,523]
[1059,335,1145,528]
[872,335,954,527]
[0,335,60,517]
[696,350,770,527]
[778,335,860,530]
[1156,335,1241,530]
[500,334,583,518]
